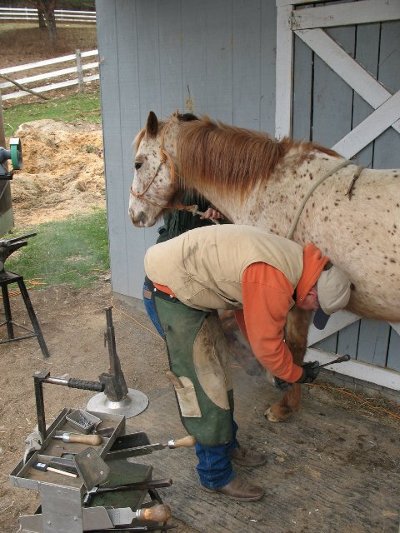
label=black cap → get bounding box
[313,307,330,330]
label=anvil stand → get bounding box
[87,306,148,418]
[0,234,49,358]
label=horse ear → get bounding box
[146,111,159,137]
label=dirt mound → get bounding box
[10,119,105,227]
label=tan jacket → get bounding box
[144,225,305,311]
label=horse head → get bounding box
[128,111,198,227]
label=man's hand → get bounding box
[273,361,320,390]
[297,361,320,383]
[200,207,224,221]
[273,377,292,391]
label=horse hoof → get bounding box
[264,407,283,423]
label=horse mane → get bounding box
[176,116,338,198]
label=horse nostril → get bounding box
[138,211,147,225]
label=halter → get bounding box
[129,123,219,222]
[130,121,179,210]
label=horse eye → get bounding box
[135,161,143,170]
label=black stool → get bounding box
[0,270,49,358]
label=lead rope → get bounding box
[286,159,353,240]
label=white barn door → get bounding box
[275,0,400,390]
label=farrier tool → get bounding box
[317,353,351,368]
[83,478,172,505]
[33,461,78,478]
[274,354,351,390]
[106,504,172,525]
[22,371,106,462]
[107,432,196,460]
[53,432,102,445]
[87,306,149,418]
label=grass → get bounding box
[7,208,109,289]
[3,92,101,137]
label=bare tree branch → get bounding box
[0,74,49,101]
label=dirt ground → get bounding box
[1,277,400,532]
[11,119,105,227]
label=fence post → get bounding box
[76,49,84,92]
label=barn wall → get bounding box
[291,16,400,370]
[95,0,277,300]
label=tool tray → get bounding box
[10,408,125,491]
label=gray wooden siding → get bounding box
[291,18,400,367]
[96,0,277,299]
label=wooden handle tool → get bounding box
[167,435,196,448]
[53,432,102,445]
[136,504,172,523]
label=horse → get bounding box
[129,110,400,422]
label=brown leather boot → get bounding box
[230,447,267,467]
[202,476,264,501]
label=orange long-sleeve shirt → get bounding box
[235,263,303,382]
[234,244,328,382]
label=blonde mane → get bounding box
[176,116,338,197]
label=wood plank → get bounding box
[95,0,129,297]
[275,4,294,137]
[373,19,400,169]
[203,0,233,122]
[115,0,148,299]
[158,0,184,114]
[136,0,162,116]
[351,22,380,166]
[232,0,262,128]
[314,332,338,354]
[387,328,400,372]
[181,0,208,114]
[312,26,355,147]
[292,34,312,139]
[357,319,391,367]
[292,0,400,30]
[260,0,277,133]
[337,321,360,358]
[332,90,400,158]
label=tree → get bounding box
[29,0,58,46]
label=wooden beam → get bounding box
[275,4,294,138]
[295,28,400,135]
[332,90,400,158]
[292,0,400,30]
[390,323,400,336]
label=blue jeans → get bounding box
[143,279,165,337]
[195,418,239,489]
[143,280,239,488]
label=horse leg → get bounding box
[265,307,312,422]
